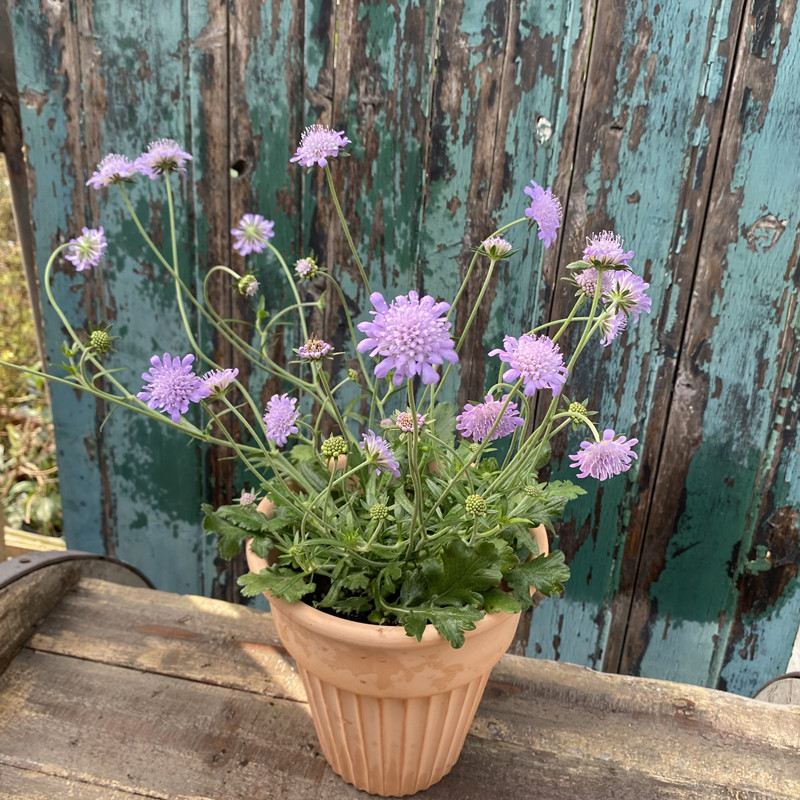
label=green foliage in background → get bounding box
[0,159,62,536]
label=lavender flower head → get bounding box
[382,410,426,432]
[575,267,613,298]
[238,490,257,506]
[137,353,211,423]
[359,431,401,477]
[86,154,137,189]
[263,393,299,448]
[236,274,259,297]
[599,311,627,347]
[456,394,524,443]
[582,230,634,268]
[202,367,239,396]
[295,257,318,279]
[357,290,458,385]
[481,236,513,259]
[135,139,193,179]
[524,181,563,248]
[489,333,568,397]
[290,125,351,168]
[298,334,333,360]
[65,227,107,272]
[232,214,275,256]
[569,429,638,480]
[605,270,652,323]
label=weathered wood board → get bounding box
[1,576,798,799]
[2,0,798,693]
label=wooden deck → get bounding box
[1,554,799,799]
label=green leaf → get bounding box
[202,503,273,560]
[430,401,457,442]
[505,551,571,608]
[565,260,591,270]
[402,605,483,648]
[482,588,522,614]
[402,539,512,608]
[237,566,315,602]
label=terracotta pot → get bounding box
[247,505,548,796]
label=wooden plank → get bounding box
[620,0,800,693]
[526,0,747,678]
[2,625,799,798]
[25,577,305,700]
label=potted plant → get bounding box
[5,127,649,796]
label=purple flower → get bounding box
[295,257,318,279]
[202,368,239,395]
[359,431,401,477]
[599,311,627,347]
[86,154,137,189]
[231,214,275,256]
[605,270,652,322]
[135,139,193,179]
[381,410,426,432]
[569,429,639,480]
[575,267,613,298]
[263,393,299,448]
[137,353,211,423]
[456,394,524,443]
[290,125,351,168]
[65,227,107,272]
[489,334,568,397]
[298,335,333,360]
[238,490,257,506]
[582,230,634,268]
[357,291,458,385]
[481,236,513,259]
[524,181,562,248]
[236,274,259,297]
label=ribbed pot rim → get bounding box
[267,588,519,651]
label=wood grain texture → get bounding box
[616,0,800,694]
[1,578,799,799]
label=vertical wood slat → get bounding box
[4,0,799,693]
[622,0,800,693]
[525,0,752,678]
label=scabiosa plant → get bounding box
[290,124,351,168]
[17,127,657,655]
[582,230,634,268]
[356,291,458,385]
[598,310,628,347]
[605,270,652,322]
[480,236,514,259]
[202,368,239,396]
[86,154,137,189]
[231,213,275,256]
[263,393,299,448]
[298,334,333,360]
[360,431,401,477]
[295,256,318,279]
[137,353,211,423]
[524,180,562,247]
[569,429,639,480]
[574,266,613,298]
[489,334,568,397]
[456,394,524,443]
[64,227,107,272]
[135,138,193,178]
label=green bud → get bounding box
[347,368,360,384]
[321,435,348,458]
[465,494,487,516]
[369,503,389,521]
[89,329,112,354]
[524,484,543,497]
